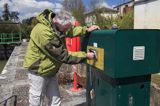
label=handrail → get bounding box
[0,33,21,44]
[0,95,17,106]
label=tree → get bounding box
[10,11,19,22]
[21,17,38,38]
[87,0,109,28]
[2,3,10,21]
[63,0,70,11]
[87,0,134,29]
[90,0,99,10]
[116,9,134,29]
[0,21,19,33]
[89,0,106,10]
[1,3,19,22]
[63,0,85,25]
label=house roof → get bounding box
[113,0,134,8]
[84,7,118,16]
[134,0,156,5]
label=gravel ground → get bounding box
[60,84,87,106]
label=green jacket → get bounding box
[23,9,88,77]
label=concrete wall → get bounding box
[0,43,29,106]
[134,0,160,29]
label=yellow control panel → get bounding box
[87,46,104,71]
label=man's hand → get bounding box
[86,52,95,59]
[87,25,100,32]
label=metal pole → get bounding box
[3,100,7,106]
[14,95,17,106]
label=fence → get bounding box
[0,95,17,106]
[0,33,21,44]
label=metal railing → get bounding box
[0,95,17,106]
[0,33,21,44]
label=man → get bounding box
[112,23,118,30]
[23,9,100,106]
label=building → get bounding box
[134,0,160,29]
[114,0,134,16]
[84,7,118,26]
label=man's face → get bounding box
[56,22,71,32]
[53,18,72,32]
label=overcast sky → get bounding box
[0,0,129,21]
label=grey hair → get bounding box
[54,10,75,26]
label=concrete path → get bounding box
[0,42,86,106]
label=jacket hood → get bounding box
[36,9,56,28]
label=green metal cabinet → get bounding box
[82,29,160,106]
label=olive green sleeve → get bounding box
[66,26,88,37]
[44,38,87,64]
[30,24,87,64]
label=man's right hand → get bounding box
[87,25,100,32]
[86,52,95,59]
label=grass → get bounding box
[0,60,7,73]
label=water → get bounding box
[0,60,7,73]
[0,45,14,73]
